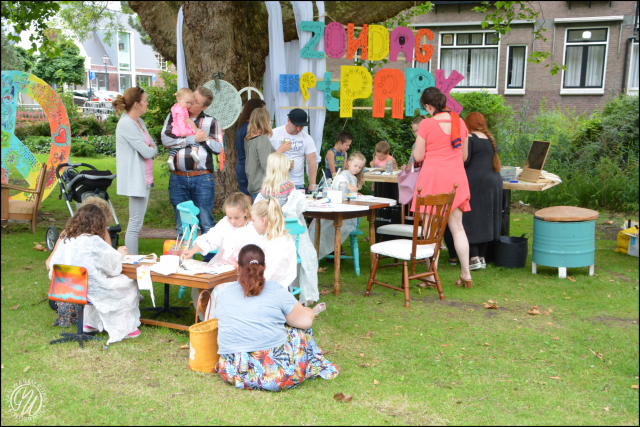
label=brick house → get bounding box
[326,1,639,114]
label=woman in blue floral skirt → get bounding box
[215,244,338,391]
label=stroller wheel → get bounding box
[46,226,60,252]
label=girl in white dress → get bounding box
[183,192,258,317]
[47,204,141,344]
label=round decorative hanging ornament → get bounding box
[203,78,242,130]
[1,71,70,202]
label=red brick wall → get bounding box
[325,1,638,115]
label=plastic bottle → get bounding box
[385,158,393,174]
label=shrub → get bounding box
[22,135,116,157]
[142,71,177,130]
[69,116,108,137]
[450,90,514,132]
[13,121,51,139]
[70,142,97,157]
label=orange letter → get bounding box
[415,29,434,63]
[373,69,405,119]
[347,24,367,60]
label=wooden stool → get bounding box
[532,206,598,278]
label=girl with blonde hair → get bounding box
[259,152,295,206]
[245,108,289,199]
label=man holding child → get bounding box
[269,109,318,191]
[161,86,223,262]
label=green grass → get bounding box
[2,156,639,425]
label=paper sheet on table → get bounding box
[305,203,369,212]
[136,265,156,307]
[178,261,235,276]
[514,168,562,184]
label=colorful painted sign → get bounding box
[1,71,70,202]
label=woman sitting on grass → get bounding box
[216,244,339,391]
[47,204,142,344]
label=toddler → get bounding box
[167,88,200,171]
[324,130,352,179]
[259,152,295,207]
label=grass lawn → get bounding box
[2,156,639,425]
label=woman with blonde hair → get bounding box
[245,107,288,200]
[259,152,295,206]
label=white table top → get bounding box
[305,196,396,213]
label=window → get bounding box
[628,42,639,93]
[155,52,168,71]
[137,75,152,87]
[118,32,132,71]
[119,74,132,92]
[505,45,527,94]
[562,27,608,93]
[439,32,500,91]
[93,73,107,91]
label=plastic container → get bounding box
[494,234,528,268]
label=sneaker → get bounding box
[190,150,200,163]
[167,159,175,171]
[480,257,487,269]
[83,325,98,333]
[139,294,145,302]
[447,258,458,266]
[469,256,483,271]
[124,329,140,339]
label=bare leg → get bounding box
[447,208,471,281]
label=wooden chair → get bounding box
[1,165,48,233]
[365,185,457,308]
[48,264,102,348]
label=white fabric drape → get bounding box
[265,1,290,127]
[264,55,274,121]
[441,49,468,85]
[585,45,605,87]
[469,48,497,87]
[176,6,188,90]
[509,46,525,88]
[564,46,583,87]
[630,43,639,89]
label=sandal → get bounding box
[417,278,437,289]
[454,275,472,288]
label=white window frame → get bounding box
[118,72,133,93]
[437,30,501,94]
[560,26,609,95]
[627,41,639,95]
[136,74,153,87]
[155,52,168,71]
[504,45,528,95]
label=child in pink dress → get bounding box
[167,88,200,171]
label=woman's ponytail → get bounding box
[237,244,266,297]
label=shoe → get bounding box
[83,325,98,333]
[469,257,483,271]
[124,329,141,339]
[167,159,175,171]
[480,257,487,269]
[139,294,145,302]
[190,150,200,163]
[447,258,458,266]
[417,278,437,289]
[454,275,472,288]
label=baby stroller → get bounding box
[45,162,121,252]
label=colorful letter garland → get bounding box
[1,71,70,202]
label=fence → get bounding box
[81,102,115,121]
[16,105,47,121]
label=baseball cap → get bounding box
[288,108,309,126]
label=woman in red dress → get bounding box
[411,87,473,288]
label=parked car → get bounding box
[90,90,122,102]
[73,90,89,107]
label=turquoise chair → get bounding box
[285,217,306,296]
[324,218,362,276]
[176,201,218,299]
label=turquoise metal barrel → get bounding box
[532,219,595,268]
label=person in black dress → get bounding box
[444,112,503,269]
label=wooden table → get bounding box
[303,198,394,296]
[121,264,237,331]
[363,170,561,235]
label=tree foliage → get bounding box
[31,39,86,88]
[1,30,27,71]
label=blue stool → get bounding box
[285,217,306,296]
[176,201,218,298]
[532,206,598,278]
[325,218,362,276]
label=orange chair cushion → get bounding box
[8,200,35,215]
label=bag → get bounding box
[615,226,639,257]
[397,159,421,205]
[54,302,81,327]
[188,290,219,373]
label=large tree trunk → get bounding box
[129,0,427,206]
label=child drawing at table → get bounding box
[333,151,366,193]
[259,153,295,207]
[167,88,200,171]
[182,192,258,317]
[369,141,396,194]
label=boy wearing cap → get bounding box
[269,108,318,191]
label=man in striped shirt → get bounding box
[161,86,223,261]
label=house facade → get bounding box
[326,1,639,114]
